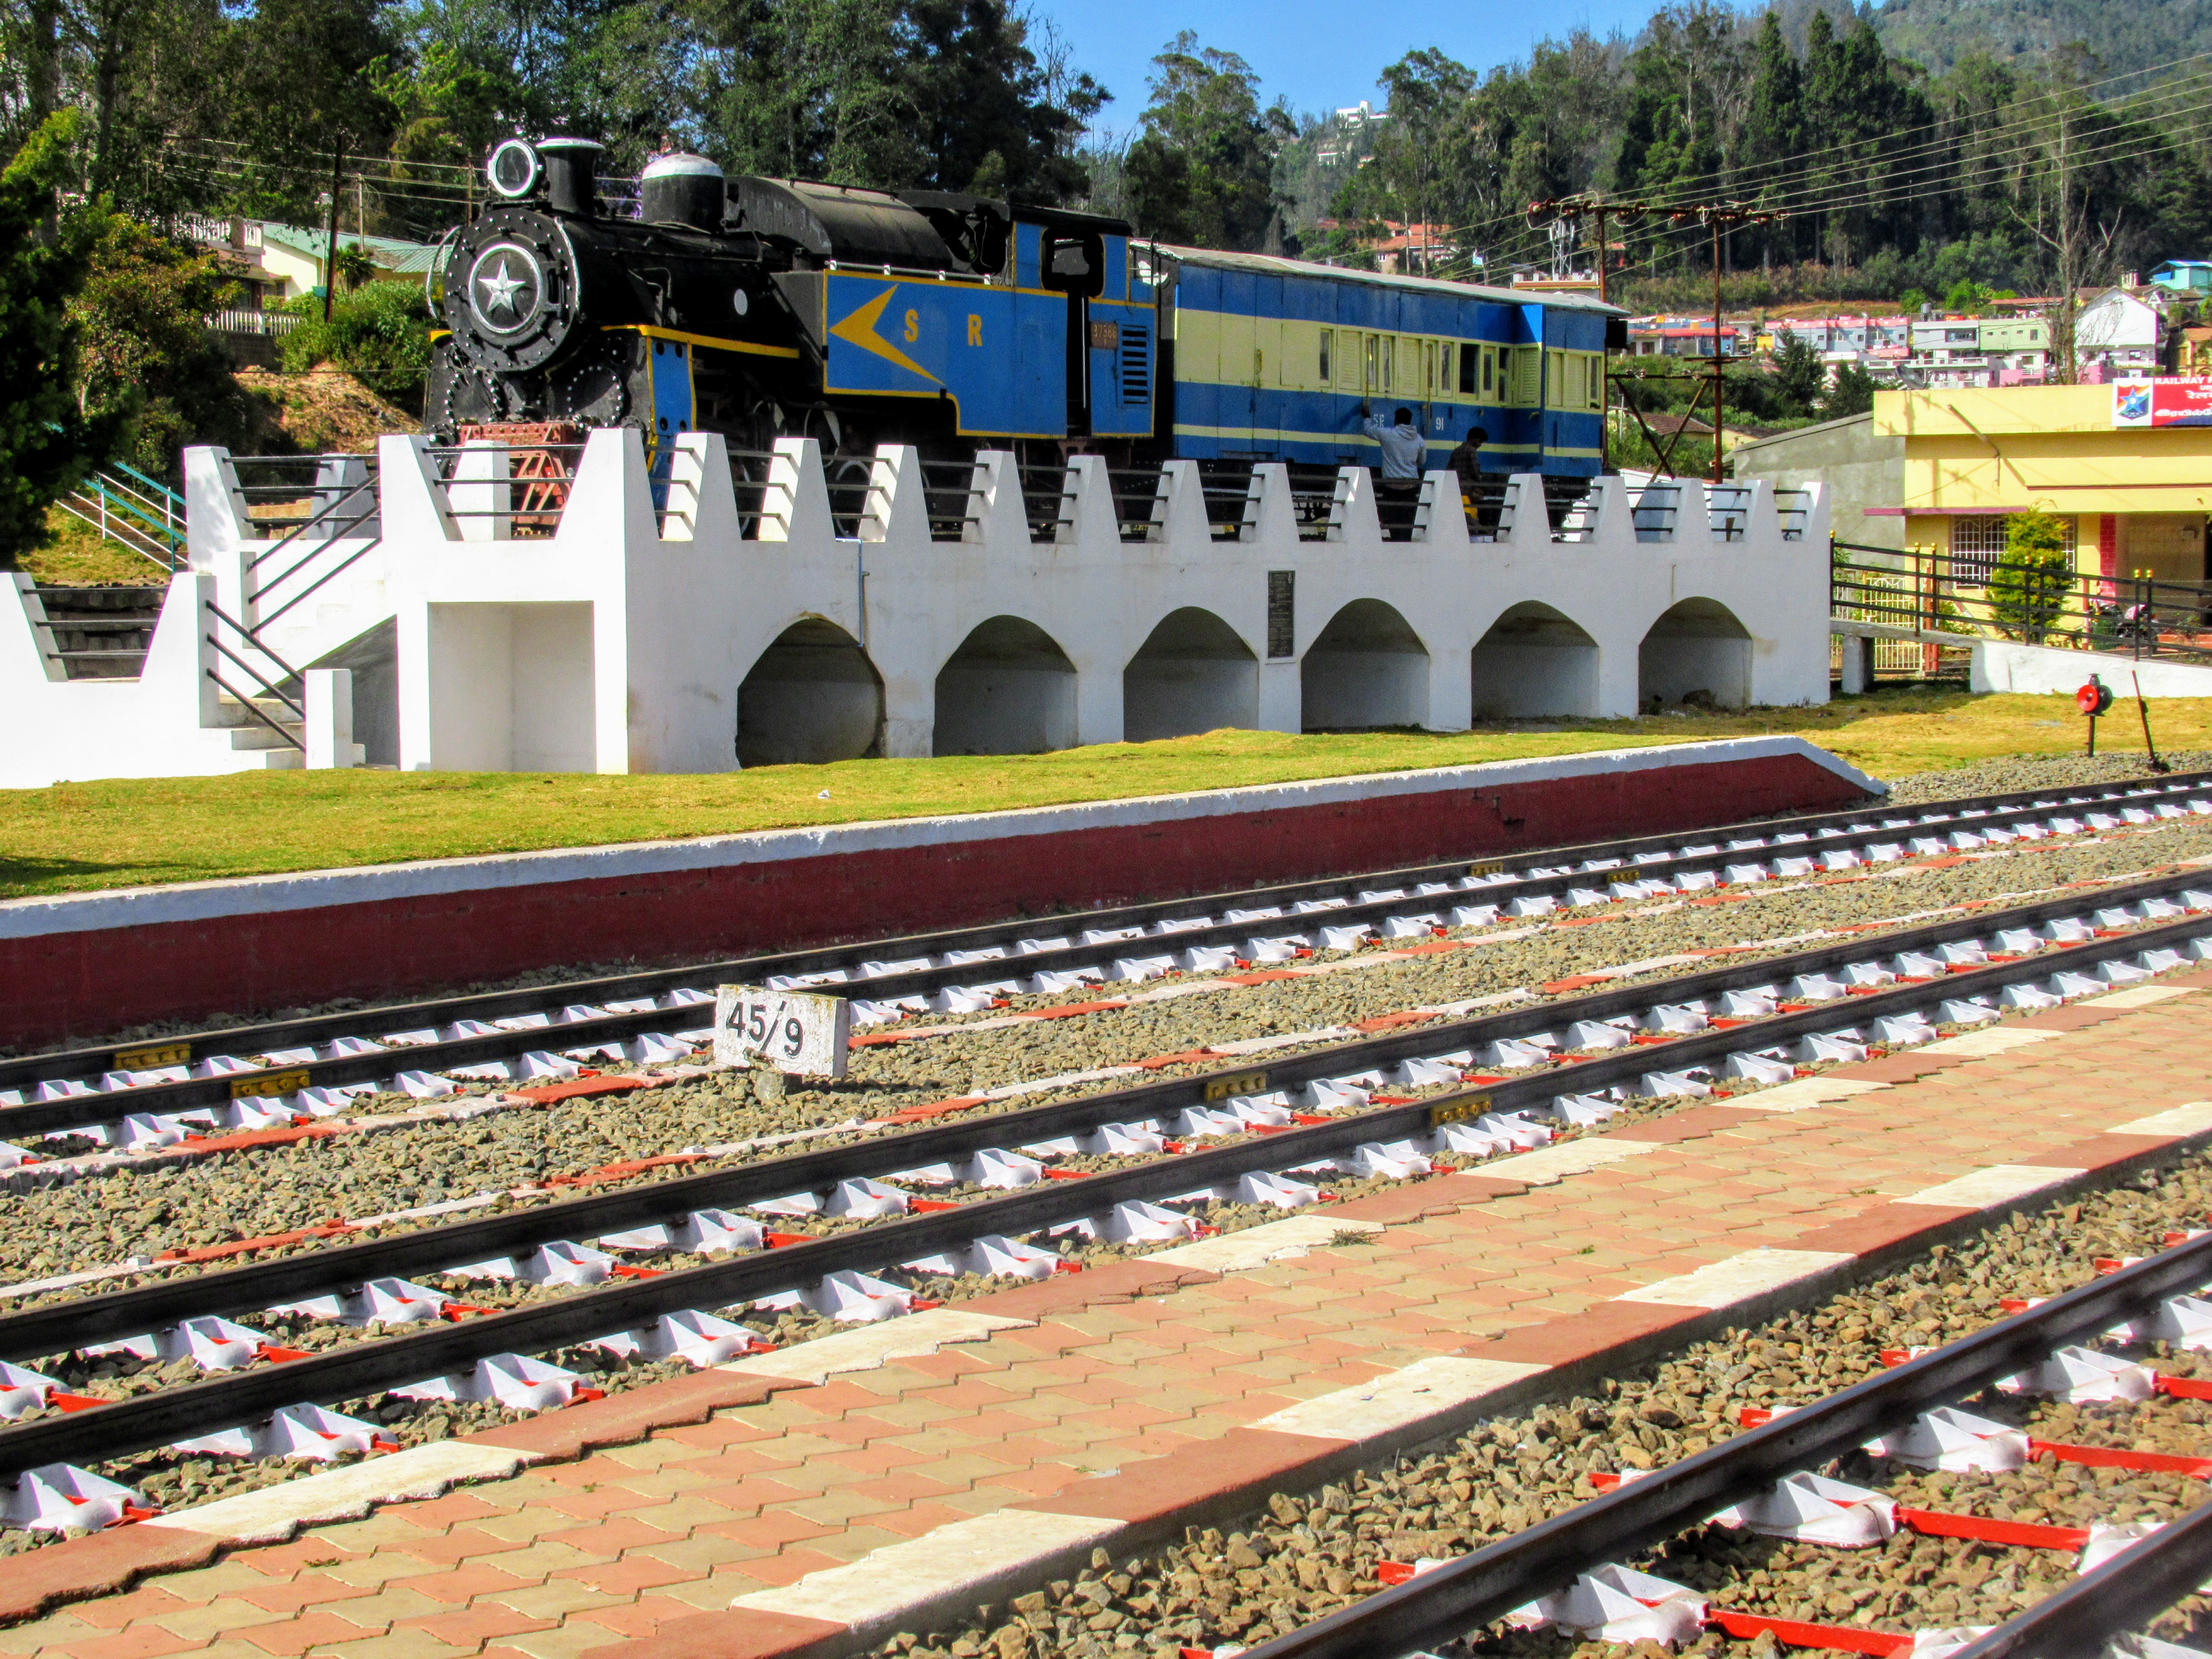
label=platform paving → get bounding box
[5,975,2210,1659]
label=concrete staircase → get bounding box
[30,579,309,767]
[35,585,168,679]
[210,690,308,764]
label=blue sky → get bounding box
[1031,0,1668,136]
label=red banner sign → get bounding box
[2113,377,2212,427]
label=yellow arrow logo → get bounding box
[829,285,938,383]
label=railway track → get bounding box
[882,1153,2212,1659]
[6,771,2210,1157]
[1225,1210,2212,1659]
[1,862,2209,1537]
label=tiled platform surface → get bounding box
[8,975,2212,1659]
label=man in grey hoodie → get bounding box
[1361,404,1428,486]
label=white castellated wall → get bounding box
[0,431,1830,787]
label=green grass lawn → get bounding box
[3,689,2206,901]
[20,506,174,587]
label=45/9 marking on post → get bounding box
[730,995,806,1061]
[713,984,850,1079]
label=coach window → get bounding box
[1318,329,1332,385]
[1482,346,1494,396]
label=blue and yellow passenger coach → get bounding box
[1158,248,1623,478]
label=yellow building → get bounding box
[1871,384,2211,586]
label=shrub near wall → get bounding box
[1989,506,2075,646]
[280,280,431,413]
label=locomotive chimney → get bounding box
[538,136,604,217]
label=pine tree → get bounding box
[1740,9,1800,268]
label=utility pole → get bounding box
[1593,201,1610,306]
[1541,194,1778,483]
[1530,192,1647,476]
[1689,202,1777,486]
[1709,215,1724,485]
[321,140,344,323]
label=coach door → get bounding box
[1247,275,1282,455]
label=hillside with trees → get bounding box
[1872,0,2212,77]
[1300,3,2212,307]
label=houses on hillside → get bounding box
[177,215,441,365]
[183,216,440,312]
[1624,272,2207,391]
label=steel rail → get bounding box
[7,865,2207,1365]
[0,896,2205,1479]
[1944,1501,2212,1658]
[6,770,2206,1127]
[1234,1234,2212,1659]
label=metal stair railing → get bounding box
[202,597,306,754]
[55,462,186,569]
[240,466,382,629]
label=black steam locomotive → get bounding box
[427,136,1617,478]
[428,135,1159,464]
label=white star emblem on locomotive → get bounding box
[477,258,525,314]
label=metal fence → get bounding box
[1831,538,2212,669]
[208,309,300,337]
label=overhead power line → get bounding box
[1545,42,2212,222]
[1411,53,2212,274]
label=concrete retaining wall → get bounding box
[1970,638,2212,697]
[0,737,1879,1048]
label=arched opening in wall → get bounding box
[1123,608,1258,742]
[1639,597,1753,711]
[1301,598,1430,731]
[1470,603,1600,722]
[736,618,884,768]
[934,615,1078,755]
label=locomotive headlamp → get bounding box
[488,139,541,200]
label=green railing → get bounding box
[58,462,186,569]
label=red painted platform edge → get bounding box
[0,749,1870,1050]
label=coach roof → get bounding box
[1159,245,1627,317]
